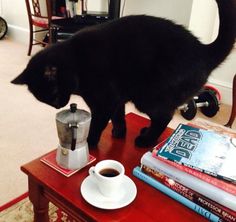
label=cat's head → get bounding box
[11,49,74,109]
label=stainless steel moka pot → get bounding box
[56,103,91,170]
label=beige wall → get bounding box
[1,0,28,28]
[122,0,193,27]
[209,49,236,105]
[1,0,28,43]
[189,0,235,104]
[189,0,217,43]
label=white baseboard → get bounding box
[208,77,232,105]
[7,24,28,45]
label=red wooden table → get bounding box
[21,113,207,222]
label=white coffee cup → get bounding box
[89,159,125,198]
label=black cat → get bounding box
[12,0,236,148]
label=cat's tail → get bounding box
[204,0,236,71]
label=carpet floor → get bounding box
[0,193,75,222]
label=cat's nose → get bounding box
[51,98,61,109]
[51,98,68,109]
[54,104,62,109]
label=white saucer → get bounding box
[80,175,137,210]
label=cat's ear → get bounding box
[44,66,57,81]
[11,70,28,85]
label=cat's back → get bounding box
[101,15,188,34]
[71,15,199,46]
[69,15,202,69]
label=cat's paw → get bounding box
[112,126,126,139]
[140,127,149,135]
[135,135,157,148]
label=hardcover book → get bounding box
[141,152,236,211]
[141,164,236,222]
[133,166,221,222]
[152,140,236,196]
[157,124,236,183]
[40,150,96,177]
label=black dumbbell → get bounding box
[180,89,219,120]
[179,99,197,120]
[196,89,219,117]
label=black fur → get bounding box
[12,0,236,147]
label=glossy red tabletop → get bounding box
[21,113,207,222]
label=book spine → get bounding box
[142,164,236,222]
[152,149,236,196]
[133,166,222,222]
[141,152,236,211]
[182,162,234,184]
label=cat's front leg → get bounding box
[135,112,173,148]
[87,111,111,148]
[111,103,126,138]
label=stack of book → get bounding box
[133,121,236,222]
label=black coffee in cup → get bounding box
[99,168,120,177]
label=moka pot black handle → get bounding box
[71,124,77,151]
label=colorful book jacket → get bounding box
[157,124,236,183]
[141,164,236,222]
[152,140,236,196]
[133,166,222,222]
[141,152,236,211]
[40,150,96,177]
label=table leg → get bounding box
[28,177,49,222]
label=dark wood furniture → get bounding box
[21,113,207,222]
[25,0,64,55]
[50,0,121,43]
[25,0,49,56]
[225,73,236,128]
